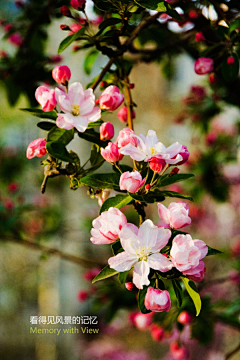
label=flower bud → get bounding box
[195,32,205,42]
[100,81,108,88]
[70,0,86,10]
[83,268,101,282]
[49,55,62,63]
[125,282,134,291]
[170,341,189,360]
[60,5,72,17]
[120,171,145,193]
[100,122,114,141]
[115,128,137,149]
[26,138,47,159]
[117,106,136,123]
[194,57,214,75]
[77,290,89,302]
[52,65,71,84]
[170,167,179,175]
[149,158,166,173]
[227,56,235,65]
[129,312,152,330]
[7,182,19,193]
[129,83,135,89]
[99,85,124,111]
[177,311,192,325]
[35,86,57,112]
[151,324,165,342]
[4,199,14,210]
[69,23,82,34]
[8,33,23,47]
[145,184,150,191]
[101,142,123,163]
[145,287,171,312]
[60,24,70,31]
[209,72,217,84]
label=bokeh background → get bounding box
[0,1,240,360]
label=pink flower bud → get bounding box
[7,182,19,193]
[170,341,189,360]
[52,65,71,84]
[8,33,23,47]
[145,184,150,191]
[117,106,136,123]
[4,199,14,210]
[26,138,47,159]
[83,268,101,282]
[100,122,114,141]
[145,287,171,312]
[170,167,179,175]
[119,171,145,193]
[194,57,214,75]
[175,145,190,165]
[70,0,86,10]
[125,282,134,291]
[49,55,63,63]
[101,142,123,163]
[77,290,89,302]
[61,5,72,17]
[209,72,217,84]
[188,9,199,19]
[35,86,57,112]
[90,207,127,245]
[195,32,205,42]
[99,85,124,111]
[227,56,235,65]
[60,24,70,30]
[205,132,217,145]
[129,83,135,89]
[69,23,82,34]
[151,324,165,342]
[229,270,240,284]
[177,311,192,325]
[149,157,166,173]
[115,128,137,149]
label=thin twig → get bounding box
[225,343,240,360]
[123,68,134,131]
[90,57,115,91]
[5,236,104,268]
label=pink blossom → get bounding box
[61,5,71,17]
[175,145,190,165]
[55,82,101,132]
[52,65,71,84]
[194,57,214,75]
[151,324,165,342]
[195,32,205,42]
[149,157,166,172]
[100,122,114,141]
[8,33,23,46]
[70,0,86,10]
[35,86,57,112]
[26,138,47,159]
[119,171,145,193]
[170,341,189,360]
[125,282,134,291]
[158,202,191,229]
[115,128,137,149]
[117,106,136,123]
[130,312,153,330]
[119,130,183,163]
[69,23,82,34]
[101,142,123,163]
[177,311,192,325]
[170,234,208,278]
[99,85,124,111]
[145,287,171,312]
[108,220,172,289]
[90,207,127,245]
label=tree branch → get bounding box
[90,57,115,91]
[225,343,240,360]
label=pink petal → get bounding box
[147,253,173,272]
[157,203,170,224]
[108,252,137,272]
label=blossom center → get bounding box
[135,245,152,261]
[150,146,157,156]
[72,104,80,116]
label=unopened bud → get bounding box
[145,184,150,191]
[170,167,179,175]
[227,56,235,65]
[60,5,72,17]
[60,24,70,31]
[125,282,134,291]
[100,81,108,88]
[129,83,135,89]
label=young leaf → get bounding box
[47,127,74,145]
[158,173,194,187]
[138,279,156,314]
[134,0,161,10]
[206,246,223,256]
[111,240,124,255]
[92,265,118,283]
[181,277,201,316]
[20,108,57,120]
[80,173,121,191]
[172,279,182,307]
[118,271,129,284]
[100,195,132,214]
[84,50,99,75]
[37,121,56,131]
[46,141,74,163]
[99,17,122,30]
[90,144,104,166]
[229,18,240,33]
[158,190,194,202]
[87,120,103,129]
[58,28,86,54]
[130,191,165,204]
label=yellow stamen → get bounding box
[72,104,80,116]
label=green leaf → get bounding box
[46,141,74,163]
[156,2,166,12]
[92,265,118,283]
[95,2,117,12]
[158,190,194,202]
[90,144,103,166]
[80,173,121,190]
[165,2,182,21]
[100,194,132,214]
[172,279,182,307]
[138,279,156,314]
[78,128,101,145]
[221,53,239,82]
[130,191,165,204]
[158,173,194,187]
[134,0,160,10]
[47,127,74,145]
[207,246,223,256]
[181,277,201,316]
[99,17,122,30]
[37,121,56,131]
[20,108,57,120]
[111,240,124,255]
[84,49,99,75]
[229,18,240,33]
[58,28,86,54]
[87,119,103,129]
[118,271,129,284]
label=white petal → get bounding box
[68,82,84,105]
[165,142,183,158]
[138,219,158,248]
[56,114,74,130]
[153,227,172,251]
[86,107,101,122]
[145,130,159,147]
[108,252,137,272]
[147,253,173,272]
[133,260,150,289]
[119,143,146,161]
[73,115,89,133]
[79,89,95,114]
[55,88,72,113]
[119,223,140,255]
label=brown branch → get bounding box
[225,343,240,360]
[6,236,104,268]
[123,66,134,131]
[90,57,115,91]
